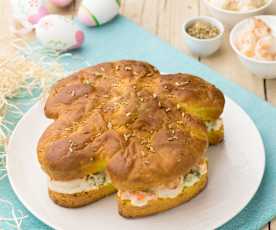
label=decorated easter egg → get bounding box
[10,0,49,26]
[35,15,85,52]
[78,0,120,26]
[50,0,73,7]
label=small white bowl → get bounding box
[202,0,273,28]
[230,15,276,79]
[182,16,224,57]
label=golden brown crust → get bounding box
[158,74,225,121]
[48,183,116,208]
[208,123,224,145]
[107,106,208,191]
[37,60,223,190]
[118,173,208,218]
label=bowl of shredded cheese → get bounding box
[202,0,273,27]
[230,15,276,79]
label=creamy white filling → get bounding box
[48,171,111,194]
[205,118,223,132]
[119,160,208,207]
[118,192,156,207]
[49,161,207,204]
[155,178,184,199]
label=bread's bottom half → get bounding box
[117,173,208,218]
[49,183,116,208]
[208,125,224,145]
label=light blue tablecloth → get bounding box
[0,16,275,230]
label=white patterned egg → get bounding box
[78,0,120,27]
[35,15,85,52]
[11,0,49,25]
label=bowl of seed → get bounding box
[183,16,224,57]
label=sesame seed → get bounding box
[83,79,92,85]
[100,67,105,72]
[183,81,191,85]
[144,160,150,165]
[140,98,144,102]
[167,135,177,141]
[158,101,162,108]
[149,146,155,152]
[175,81,191,87]
[133,71,138,75]
[123,133,131,141]
[141,140,147,145]
[125,66,132,71]
[107,122,112,129]
[71,90,75,96]
[153,93,157,98]
[115,65,120,70]
[126,112,131,117]
[165,108,171,112]
[164,85,168,89]
[177,104,181,110]
[68,140,74,153]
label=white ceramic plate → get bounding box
[7,97,265,230]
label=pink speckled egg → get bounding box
[11,0,49,26]
[35,15,85,52]
[50,0,73,7]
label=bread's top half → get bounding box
[37,60,224,191]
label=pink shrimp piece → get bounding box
[253,18,271,39]
[255,36,276,61]
[226,0,239,11]
[236,31,257,57]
